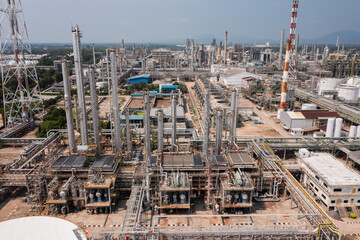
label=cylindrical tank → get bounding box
[334,118,343,138]
[357,126,360,138]
[301,103,317,110]
[337,85,359,101]
[226,194,232,203]
[96,192,101,202]
[215,204,220,212]
[49,191,55,200]
[89,193,95,203]
[60,191,67,200]
[180,194,186,204]
[241,193,248,203]
[234,194,240,203]
[325,118,335,138]
[104,193,109,201]
[317,78,341,95]
[349,125,357,138]
[173,194,177,204]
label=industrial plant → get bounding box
[1,0,360,240]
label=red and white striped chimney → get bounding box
[277,39,291,119]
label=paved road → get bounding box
[253,108,292,137]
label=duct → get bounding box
[126,108,132,160]
[157,109,164,155]
[61,60,76,153]
[144,91,151,160]
[110,50,121,153]
[72,25,88,145]
[171,96,177,152]
[89,68,101,152]
[215,109,223,155]
[203,88,210,160]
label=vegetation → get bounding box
[125,82,159,95]
[37,68,63,90]
[36,107,66,138]
[173,82,188,93]
[43,96,60,108]
[100,120,111,129]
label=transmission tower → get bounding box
[288,0,299,80]
[0,0,43,128]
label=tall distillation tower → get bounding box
[0,0,43,128]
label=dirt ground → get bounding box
[0,147,24,166]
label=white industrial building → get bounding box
[222,71,262,89]
[298,149,360,211]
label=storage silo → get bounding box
[334,118,343,138]
[349,125,357,138]
[337,84,359,102]
[357,126,360,138]
[325,118,335,138]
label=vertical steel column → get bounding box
[279,28,285,68]
[171,96,177,152]
[106,49,114,152]
[215,109,223,155]
[157,109,164,156]
[62,60,76,153]
[203,88,210,161]
[110,50,121,152]
[224,31,228,65]
[126,108,132,160]
[89,68,101,152]
[72,25,88,145]
[144,91,151,160]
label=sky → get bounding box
[15,0,360,43]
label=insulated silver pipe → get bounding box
[72,25,88,145]
[171,96,177,152]
[110,50,121,152]
[61,60,76,153]
[89,68,101,152]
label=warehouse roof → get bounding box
[295,110,341,120]
[299,152,360,186]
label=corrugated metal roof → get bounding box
[129,74,151,80]
[296,110,341,119]
[287,111,305,119]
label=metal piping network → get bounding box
[203,88,210,161]
[72,25,89,145]
[89,68,101,152]
[277,39,291,119]
[171,96,177,152]
[110,50,122,153]
[61,60,76,153]
[126,108,132,160]
[215,109,223,155]
[157,109,164,157]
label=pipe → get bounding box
[110,50,122,152]
[126,108,132,160]
[89,68,101,152]
[279,28,285,68]
[215,109,223,155]
[72,25,88,145]
[203,88,210,161]
[277,39,291,119]
[171,96,177,152]
[61,60,76,153]
[157,109,164,155]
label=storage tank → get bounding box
[96,192,101,202]
[349,125,357,138]
[357,126,360,138]
[89,193,95,203]
[317,78,341,95]
[301,103,317,110]
[180,194,186,204]
[234,194,240,203]
[325,118,335,138]
[60,191,67,200]
[173,194,177,204]
[337,85,359,101]
[334,118,343,138]
[241,193,248,203]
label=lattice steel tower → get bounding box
[0,0,43,128]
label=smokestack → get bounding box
[62,60,76,153]
[215,109,223,155]
[203,88,210,161]
[144,91,151,160]
[126,108,132,160]
[121,39,124,49]
[72,25,88,145]
[279,28,285,68]
[277,39,291,119]
[110,50,122,152]
[224,31,228,64]
[157,109,164,156]
[89,68,101,152]
[171,96,177,152]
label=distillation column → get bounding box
[215,109,223,155]
[171,96,177,152]
[126,108,132,160]
[158,110,164,157]
[89,68,101,152]
[144,91,151,203]
[229,90,238,147]
[279,28,285,68]
[224,31,228,65]
[72,25,89,145]
[110,50,122,152]
[203,88,210,161]
[62,60,76,153]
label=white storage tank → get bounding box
[334,118,343,138]
[301,103,317,110]
[357,126,360,138]
[337,84,359,101]
[325,118,335,138]
[349,125,357,138]
[317,78,341,95]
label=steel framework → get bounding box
[0,0,43,128]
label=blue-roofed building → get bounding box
[129,74,151,85]
[159,84,179,93]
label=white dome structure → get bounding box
[0,216,86,240]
